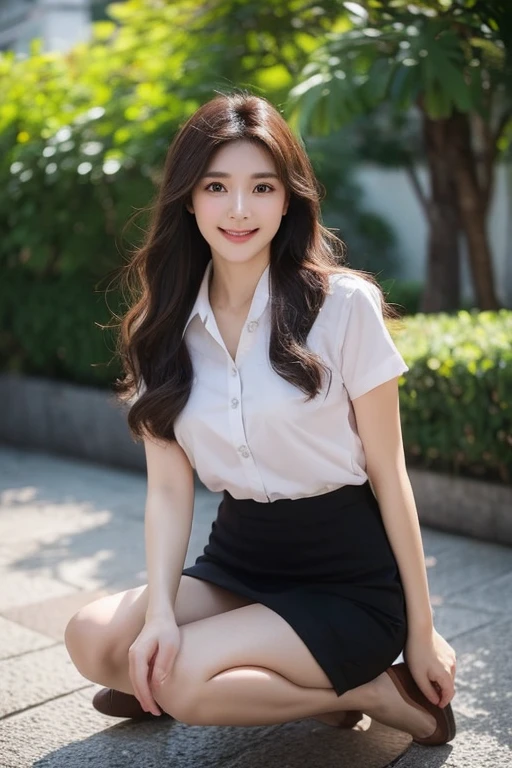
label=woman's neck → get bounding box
[208,258,269,313]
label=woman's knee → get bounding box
[64,606,115,682]
[151,646,207,725]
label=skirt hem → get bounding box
[182,562,406,697]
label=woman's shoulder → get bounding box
[326,270,382,309]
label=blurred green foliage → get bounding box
[287,0,512,134]
[397,309,512,484]
[0,0,398,280]
[2,0,509,483]
[0,269,122,386]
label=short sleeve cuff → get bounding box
[348,357,409,400]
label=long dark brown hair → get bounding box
[116,91,399,442]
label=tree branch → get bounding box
[404,161,429,217]
[492,108,512,151]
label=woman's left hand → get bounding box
[404,627,457,708]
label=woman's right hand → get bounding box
[128,614,181,716]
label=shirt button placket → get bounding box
[227,323,268,501]
[226,362,260,496]
[227,362,245,459]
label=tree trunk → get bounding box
[421,114,461,313]
[449,112,501,310]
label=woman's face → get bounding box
[188,139,289,268]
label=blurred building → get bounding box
[0,0,113,53]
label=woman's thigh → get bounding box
[171,602,332,691]
[65,575,255,671]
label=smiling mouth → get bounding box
[220,228,258,236]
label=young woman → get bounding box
[65,92,456,745]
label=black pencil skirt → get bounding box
[182,480,407,697]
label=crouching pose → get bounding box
[65,92,456,746]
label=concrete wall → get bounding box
[0,374,146,472]
[355,162,512,306]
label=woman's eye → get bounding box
[206,182,224,193]
[205,182,274,193]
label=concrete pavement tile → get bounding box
[2,590,110,642]
[424,538,512,600]
[0,447,147,521]
[0,687,275,768]
[50,520,147,590]
[0,644,88,718]
[420,526,462,556]
[0,499,112,547]
[393,730,511,768]
[393,617,512,768]
[0,570,77,611]
[449,571,512,616]
[223,718,411,768]
[0,483,216,594]
[0,689,119,768]
[449,617,512,749]
[0,616,55,660]
[1,686,412,768]
[430,603,499,641]
[3,516,147,592]
[51,503,218,590]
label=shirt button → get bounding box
[231,367,237,376]
[238,445,250,458]
[231,398,239,409]
[247,320,259,332]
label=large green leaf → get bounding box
[288,1,512,131]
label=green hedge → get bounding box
[1,271,510,484]
[0,270,122,387]
[397,309,511,485]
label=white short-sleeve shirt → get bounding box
[168,260,409,503]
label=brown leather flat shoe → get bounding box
[92,688,172,720]
[313,709,364,728]
[385,663,456,746]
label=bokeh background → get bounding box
[0,0,511,488]
[1,9,512,765]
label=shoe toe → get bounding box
[92,688,153,719]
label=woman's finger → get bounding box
[436,670,455,708]
[128,647,145,711]
[414,671,440,706]
[128,645,150,712]
[129,644,160,716]
[151,642,178,685]
[136,652,161,716]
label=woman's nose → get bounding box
[229,190,251,217]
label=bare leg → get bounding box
[65,576,358,727]
[65,580,431,736]
[65,575,255,686]
[144,603,437,738]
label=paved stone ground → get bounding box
[0,446,510,768]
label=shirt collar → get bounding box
[182,260,271,339]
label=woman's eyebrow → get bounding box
[201,171,279,179]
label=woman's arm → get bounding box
[143,436,195,619]
[351,377,456,705]
[351,377,433,634]
[127,436,194,714]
